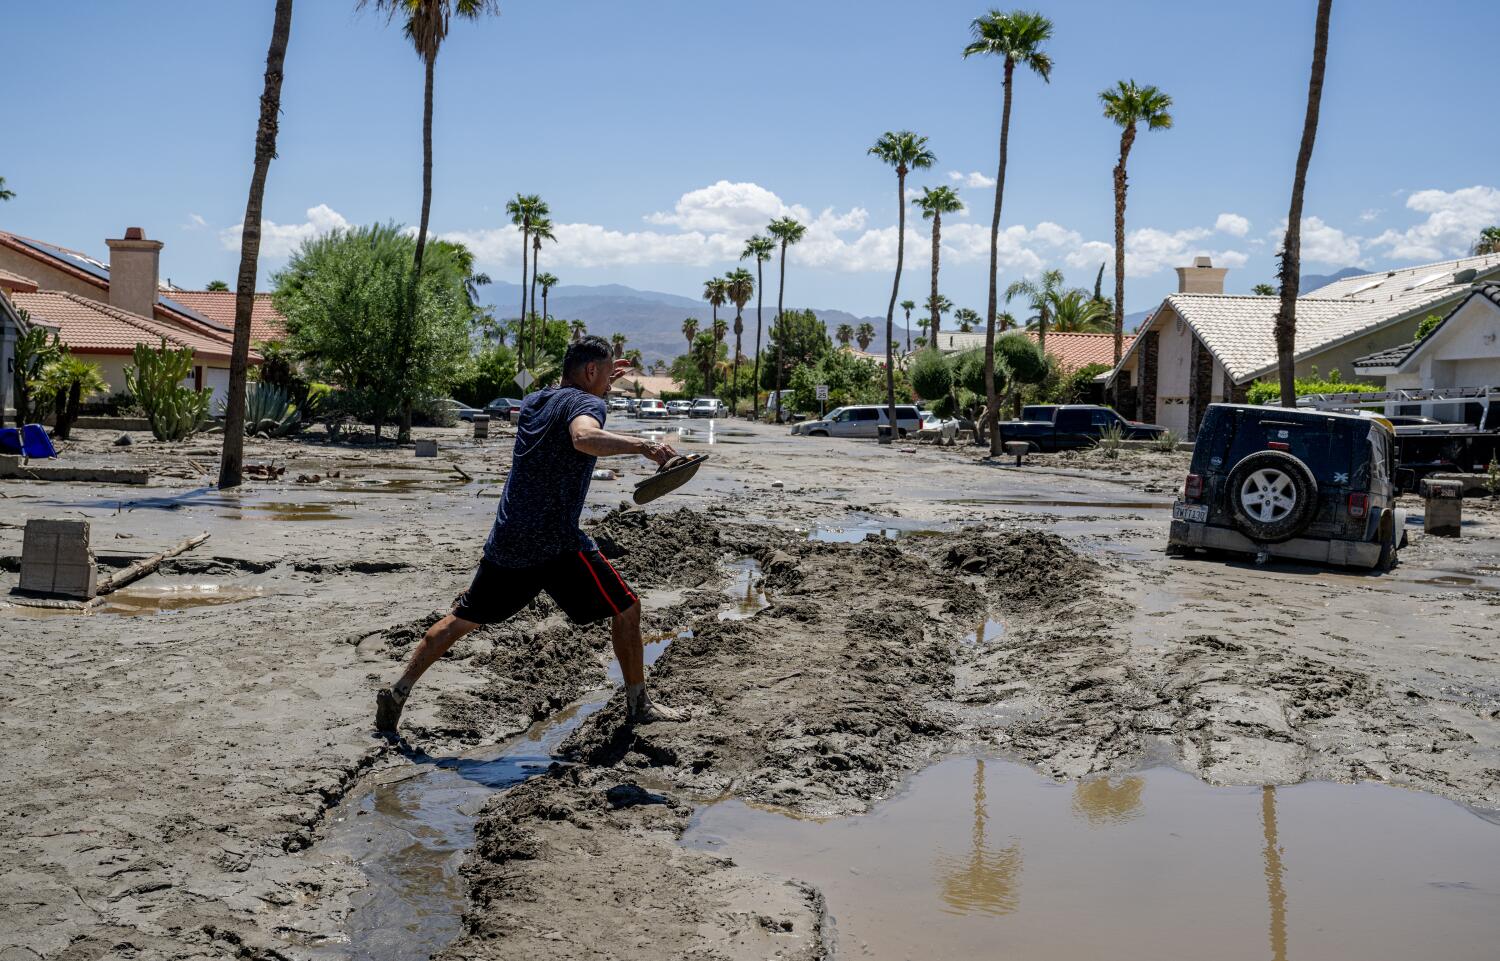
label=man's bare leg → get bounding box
[376,613,481,733]
[610,602,683,723]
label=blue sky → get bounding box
[5,0,1499,319]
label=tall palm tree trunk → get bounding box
[984,59,1015,456]
[930,212,942,343]
[774,244,787,421]
[883,169,907,445]
[541,287,549,325]
[528,246,540,367]
[1276,0,1333,408]
[219,0,293,490]
[1111,123,1136,367]
[752,261,765,419]
[707,303,718,393]
[518,224,529,370]
[732,310,743,415]
[398,52,436,444]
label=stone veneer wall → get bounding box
[1188,336,1214,437]
[1140,330,1159,424]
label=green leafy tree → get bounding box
[870,129,936,443]
[11,318,62,425]
[909,347,953,403]
[1101,79,1174,367]
[1471,226,1500,256]
[1273,0,1332,407]
[766,217,807,415]
[725,267,754,413]
[1252,283,1277,296]
[741,234,777,418]
[219,0,293,488]
[1413,313,1443,341]
[965,8,1054,455]
[760,308,831,391]
[914,185,964,343]
[1055,362,1112,404]
[788,349,909,413]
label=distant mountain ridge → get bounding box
[1301,266,1366,292]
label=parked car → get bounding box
[607,395,629,412]
[666,400,693,417]
[436,398,482,422]
[627,397,642,415]
[998,404,1167,451]
[792,404,923,439]
[638,399,669,419]
[1168,404,1409,570]
[690,397,729,418]
[485,397,526,420]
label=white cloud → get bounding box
[1367,185,1500,261]
[947,170,996,189]
[183,213,208,230]
[1298,216,1362,265]
[643,180,800,233]
[220,203,350,257]
[1214,213,1250,237]
[1359,208,1382,223]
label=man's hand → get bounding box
[610,359,632,384]
[642,441,677,467]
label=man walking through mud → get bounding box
[376,335,684,733]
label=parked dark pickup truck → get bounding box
[997,404,1169,452]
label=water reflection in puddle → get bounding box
[720,557,769,620]
[963,618,1006,645]
[100,583,267,616]
[684,758,1500,961]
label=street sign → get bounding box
[515,368,535,390]
[815,384,829,400]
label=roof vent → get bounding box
[123,227,146,241]
[1453,267,1478,284]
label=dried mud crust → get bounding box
[442,767,827,961]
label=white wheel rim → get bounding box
[1240,468,1297,523]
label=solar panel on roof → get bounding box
[1404,270,1450,290]
[15,237,111,283]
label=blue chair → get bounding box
[0,427,20,455]
[20,424,57,459]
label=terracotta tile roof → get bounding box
[0,267,39,293]
[9,290,246,362]
[165,290,289,344]
[613,374,683,398]
[922,329,1131,372]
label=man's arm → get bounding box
[570,415,676,466]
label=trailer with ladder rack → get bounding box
[1294,386,1500,482]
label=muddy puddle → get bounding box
[684,758,1500,961]
[941,496,1169,510]
[806,517,946,543]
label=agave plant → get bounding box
[1097,422,1126,459]
[125,341,211,442]
[243,382,301,437]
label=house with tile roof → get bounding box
[0,288,31,424]
[919,329,1134,374]
[1105,254,1500,437]
[1348,283,1500,424]
[0,226,272,406]
[163,289,288,344]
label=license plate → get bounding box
[1173,503,1208,523]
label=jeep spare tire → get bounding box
[1225,450,1317,543]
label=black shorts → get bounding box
[452,550,637,626]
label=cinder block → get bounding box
[20,519,98,598]
[473,414,490,440]
[414,439,438,458]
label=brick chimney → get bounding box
[1175,256,1227,295]
[104,226,163,318]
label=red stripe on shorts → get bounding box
[579,550,622,615]
[601,556,637,605]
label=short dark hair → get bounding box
[563,335,613,378]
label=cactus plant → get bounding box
[124,341,211,442]
[221,382,301,437]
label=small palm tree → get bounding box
[1005,268,1064,353]
[206,280,230,292]
[953,307,980,333]
[506,192,548,362]
[1472,226,1500,256]
[900,299,916,353]
[682,316,699,353]
[37,354,109,441]
[528,217,556,343]
[0,176,13,202]
[537,271,559,321]
[702,276,728,391]
[219,0,293,489]
[965,8,1053,455]
[766,217,807,413]
[836,322,855,347]
[1252,283,1276,296]
[741,234,777,418]
[568,318,586,342]
[1101,79,1173,365]
[1048,288,1111,333]
[725,267,755,413]
[625,348,643,369]
[610,332,627,360]
[856,321,875,351]
[1274,0,1333,407]
[870,130,937,443]
[914,185,964,343]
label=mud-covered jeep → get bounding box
[1167,404,1408,570]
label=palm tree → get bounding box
[856,321,875,351]
[870,130,937,444]
[206,280,230,292]
[1274,0,1333,408]
[1048,288,1111,333]
[914,185,964,344]
[1005,268,1064,354]
[900,299,916,353]
[702,276,728,392]
[1472,226,1500,256]
[965,9,1053,455]
[0,176,13,202]
[681,316,699,353]
[953,307,980,333]
[836,322,855,347]
[568,318,586,342]
[1252,283,1277,296]
[766,217,807,416]
[610,332,627,360]
[537,271,559,322]
[1100,80,1174,367]
[528,216,556,354]
[219,0,294,490]
[917,316,931,342]
[506,192,547,364]
[741,234,776,418]
[625,348,643,369]
[725,267,754,414]
[924,293,953,329]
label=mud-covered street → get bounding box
[4,419,1499,961]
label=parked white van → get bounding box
[792,404,922,439]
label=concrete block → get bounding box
[472,414,490,440]
[20,519,97,598]
[414,439,438,458]
[1421,479,1463,537]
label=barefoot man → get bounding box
[376,335,684,733]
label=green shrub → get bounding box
[1153,429,1180,452]
[1097,422,1125,459]
[125,341,211,441]
[908,348,952,401]
[1245,368,1380,406]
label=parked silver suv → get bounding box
[792,404,922,439]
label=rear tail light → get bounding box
[1184,474,1203,500]
[1268,441,1291,451]
[1347,492,1370,518]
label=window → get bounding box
[1090,409,1119,427]
[1056,409,1090,431]
[853,408,880,422]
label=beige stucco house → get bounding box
[1107,253,1500,437]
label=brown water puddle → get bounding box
[98,583,268,615]
[684,758,1500,961]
